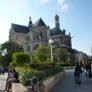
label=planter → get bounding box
[43,71,64,92]
[12,71,64,92]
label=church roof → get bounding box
[33,18,47,27]
[12,24,29,33]
[50,27,63,36]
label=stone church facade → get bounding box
[9,15,72,55]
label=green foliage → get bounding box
[10,61,16,67]
[90,60,92,64]
[11,52,30,66]
[46,58,51,63]
[15,66,30,73]
[32,56,40,63]
[21,65,63,86]
[30,62,56,70]
[21,70,44,85]
[57,59,74,66]
[33,45,51,62]
[65,59,74,66]
[0,55,9,67]
[0,41,23,67]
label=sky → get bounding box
[0,0,92,55]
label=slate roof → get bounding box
[12,24,29,33]
[33,18,47,27]
[50,27,63,36]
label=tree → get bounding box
[0,41,23,67]
[33,45,51,62]
[11,52,30,66]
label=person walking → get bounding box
[81,60,86,72]
[74,62,82,84]
[87,62,91,77]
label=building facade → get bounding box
[9,15,72,55]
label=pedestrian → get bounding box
[4,67,14,91]
[81,60,86,72]
[85,61,89,77]
[1,67,4,74]
[74,61,82,84]
[74,62,82,76]
[12,68,19,82]
[87,62,91,77]
[4,67,19,91]
[79,62,83,76]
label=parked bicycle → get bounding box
[26,76,45,92]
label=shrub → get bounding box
[30,62,57,70]
[33,45,51,62]
[21,70,45,85]
[57,59,74,66]
[21,65,63,86]
[10,61,16,67]
[11,52,30,66]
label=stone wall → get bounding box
[43,71,64,92]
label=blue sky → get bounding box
[0,0,92,55]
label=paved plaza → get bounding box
[0,73,7,92]
[49,69,92,92]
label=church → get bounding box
[9,15,72,56]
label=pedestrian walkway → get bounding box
[49,69,92,92]
[0,73,7,92]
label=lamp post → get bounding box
[49,39,54,62]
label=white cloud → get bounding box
[61,4,69,11]
[57,0,64,4]
[57,0,69,12]
[40,0,50,3]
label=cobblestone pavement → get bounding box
[0,73,7,92]
[49,69,92,92]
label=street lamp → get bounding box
[49,39,54,62]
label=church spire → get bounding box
[28,17,32,28]
[55,15,60,28]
